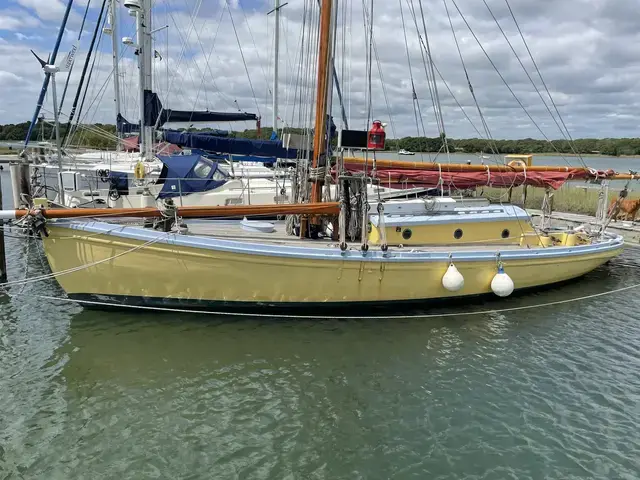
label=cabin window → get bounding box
[193,158,216,178]
[501,229,510,239]
[402,229,412,240]
[454,228,463,239]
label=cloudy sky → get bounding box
[0,0,638,139]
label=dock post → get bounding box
[0,171,7,282]
[9,162,21,208]
[9,162,31,208]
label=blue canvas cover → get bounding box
[163,130,299,159]
[108,171,129,195]
[144,91,258,127]
[157,154,228,199]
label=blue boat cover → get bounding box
[108,171,129,195]
[157,154,228,199]
[163,130,299,159]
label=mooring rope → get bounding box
[0,233,168,289]
[34,280,640,319]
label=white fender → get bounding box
[491,265,514,297]
[442,263,464,292]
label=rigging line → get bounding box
[50,113,120,145]
[70,25,109,144]
[158,0,196,109]
[348,0,353,126]
[162,1,210,110]
[292,0,309,129]
[183,3,236,114]
[279,13,303,136]
[399,0,420,137]
[57,0,93,118]
[449,0,574,166]
[181,0,239,111]
[416,0,448,155]
[227,2,262,117]
[69,15,109,146]
[60,0,108,147]
[504,0,586,167]
[442,0,499,156]
[482,0,587,169]
[398,0,428,161]
[430,60,486,139]
[239,3,271,94]
[340,0,347,129]
[34,280,640,319]
[180,0,211,108]
[0,234,169,289]
[265,7,273,114]
[361,3,397,139]
[291,1,304,128]
[405,0,439,141]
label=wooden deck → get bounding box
[183,219,553,252]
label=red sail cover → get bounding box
[122,135,182,154]
[342,163,604,190]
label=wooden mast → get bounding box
[301,0,334,237]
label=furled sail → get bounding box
[144,91,258,127]
[163,130,299,159]
[342,162,610,190]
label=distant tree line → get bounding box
[384,136,638,157]
[0,121,118,150]
[2,121,640,156]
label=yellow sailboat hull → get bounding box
[40,221,623,311]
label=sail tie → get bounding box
[309,166,327,181]
[485,164,491,186]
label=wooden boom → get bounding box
[7,203,341,220]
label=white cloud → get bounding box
[13,0,68,22]
[0,9,41,31]
[14,32,42,41]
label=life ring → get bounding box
[134,161,146,180]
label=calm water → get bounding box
[0,173,640,478]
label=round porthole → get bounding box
[402,229,412,240]
[501,229,510,239]
[454,228,463,239]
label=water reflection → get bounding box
[1,245,639,478]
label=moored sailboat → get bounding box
[12,0,633,314]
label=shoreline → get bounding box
[379,151,640,159]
